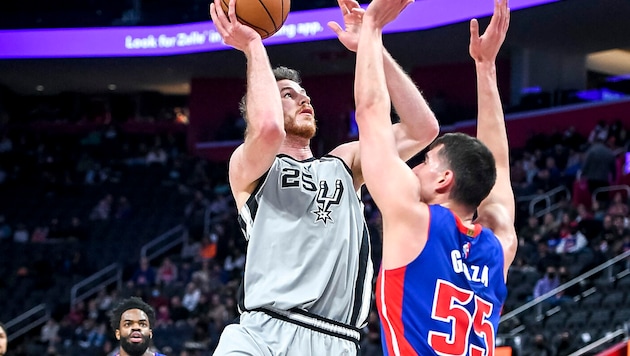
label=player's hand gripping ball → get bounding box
[220,0,290,39]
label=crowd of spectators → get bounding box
[1,111,629,355]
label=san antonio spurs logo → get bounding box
[312,180,344,225]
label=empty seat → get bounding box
[565,311,590,330]
[601,291,626,309]
[544,312,568,333]
[611,308,630,328]
[579,293,603,311]
[588,310,612,330]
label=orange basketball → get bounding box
[220,0,290,39]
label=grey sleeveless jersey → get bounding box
[237,154,373,328]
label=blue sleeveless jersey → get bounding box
[376,205,507,356]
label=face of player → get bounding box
[116,309,152,356]
[277,79,316,139]
[412,145,448,203]
[0,326,7,356]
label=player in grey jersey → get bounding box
[210,0,439,354]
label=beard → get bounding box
[120,334,151,356]
[285,115,316,139]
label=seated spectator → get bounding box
[614,233,630,256]
[539,213,560,241]
[198,234,218,261]
[590,199,607,221]
[148,287,170,310]
[607,191,629,216]
[611,214,630,242]
[114,196,133,220]
[207,293,229,330]
[67,301,86,327]
[533,266,561,300]
[181,282,201,312]
[12,223,29,243]
[529,333,554,356]
[555,222,588,254]
[89,194,113,221]
[177,261,194,287]
[39,318,60,347]
[146,145,168,166]
[156,257,178,287]
[552,330,575,356]
[223,246,245,281]
[519,215,542,242]
[130,257,156,287]
[155,304,172,327]
[95,288,116,322]
[169,295,189,325]
[30,223,49,243]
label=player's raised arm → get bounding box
[211,0,285,208]
[354,0,418,217]
[329,0,438,163]
[470,0,517,277]
[384,50,439,161]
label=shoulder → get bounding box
[328,141,362,187]
[328,141,358,170]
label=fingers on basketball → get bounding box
[219,0,291,39]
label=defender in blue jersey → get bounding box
[355,0,517,355]
[210,0,439,354]
[110,297,165,356]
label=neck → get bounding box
[280,136,313,160]
[440,202,476,226]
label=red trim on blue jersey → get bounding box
[377,267,417,356]
[452,210,482,237]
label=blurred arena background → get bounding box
[0,0,629,355]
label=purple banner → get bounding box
[0,0,557,59]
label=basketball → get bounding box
[220,0,290,39]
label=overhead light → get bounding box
[108,84,117,91]
[35,85,44,92]
[587,49,630,76]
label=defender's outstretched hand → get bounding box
[365,0,414,29]
[328,0,365,52]
[209,0,261,51]
[469,0,510,63]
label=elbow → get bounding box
[425,114,440,141]
[355,94,388,125]
[354,103,379,126]
[251,118,285,145]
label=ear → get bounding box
[149,329,153,339]
[115,329,121,341]
[436,169,454,193]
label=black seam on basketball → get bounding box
[237,16,271,37]
[256,0,278,29]
[221,0,229,13]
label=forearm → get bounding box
[384,50,438,143]
[475,61,508,167]
[244,39,284,134]
[355,21,388,121]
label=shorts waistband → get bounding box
[251,307,362,346]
